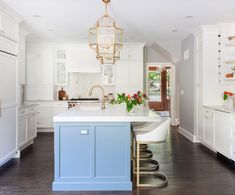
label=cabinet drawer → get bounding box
[37,108,51,117]
[52,101,68,108]
[37,117,52,128]
[36,101,52,108]
[27,107,36,114]
[19,109,27,116]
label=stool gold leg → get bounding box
[132,137,136,174]
[137,142,140,187]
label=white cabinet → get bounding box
[115,60,143,94]
[55,48,68,85]
[0,11,18,42]
[25,44,54,100]
[214,111,232,158]
[27,112,36,141]
[120,44,143,60]
[18,106,37,150]
[18,28,28,85]
[18,110,27,148]
[67,44,100,73]
[30,101,68,131]
[0,52,17,106]
[203,108,215,149]
[115,43,144,94]
[0,106,17,165]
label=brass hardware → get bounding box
[88,85,106,109]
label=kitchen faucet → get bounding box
[88,85,106,109]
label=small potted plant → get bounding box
[111,91,147,112]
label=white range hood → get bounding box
[67,44,101,73]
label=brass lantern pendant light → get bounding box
[89,0,123,64]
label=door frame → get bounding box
[146,62,176,126]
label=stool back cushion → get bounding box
[135,118,171,142]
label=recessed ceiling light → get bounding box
[32,14,41,18]
[172,29,178,32]
[185,16,194,19]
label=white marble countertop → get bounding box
[54,104,162,122]
[204,105,235,114]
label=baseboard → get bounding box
[0,149,17,166]
[178,127,200,143]
[37,128,54,133]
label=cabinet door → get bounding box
[214,111,231,157]
[58,126,93,178]
[27,113,36,141]
[95,124,130,179]
[204,109,215,148]
[0,13,18,41]
[55,49,68,85]
[0,52,17,106]
[0,106,17,165]
[120,45,143,60]
[115,60,143,94]
[18,115,27,148]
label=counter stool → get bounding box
[132,123,150,152]
[133,118,171,187]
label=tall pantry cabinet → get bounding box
[0,5,21,165]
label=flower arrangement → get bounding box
[223,91,233,100]
[111,91,147,112]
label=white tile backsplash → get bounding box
[56,72,115,99]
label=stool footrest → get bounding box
[137,172,168,187]
[140,149,153,158]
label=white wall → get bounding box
[180,35,195,134]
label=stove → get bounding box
[68,98,100,109]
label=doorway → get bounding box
[147,64,172,111]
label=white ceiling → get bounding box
[3,0,235,42]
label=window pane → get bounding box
[148,70,161,101]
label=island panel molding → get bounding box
[53,122,132,191]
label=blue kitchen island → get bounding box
[52,104,161,191]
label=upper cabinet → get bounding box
[55,48,68,86]
[26,45,54,86]
[67,44,101,73]
[120,44,144,60]
[0,11,18,42]
[25,44,55,101]
[115,43,145,94]
[18,28,28,85]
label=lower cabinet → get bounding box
[53,122,132,191]
[18,106,37,150]
[203,108,215,149]
[201,108,235,162]
[214,111,231,158]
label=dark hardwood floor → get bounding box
[0,128,235,195]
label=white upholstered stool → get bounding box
[133,117,171,187]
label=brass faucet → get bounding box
[88,85,106,109]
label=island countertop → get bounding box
[53,104,161,122]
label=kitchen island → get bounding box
[52,104,162,191]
